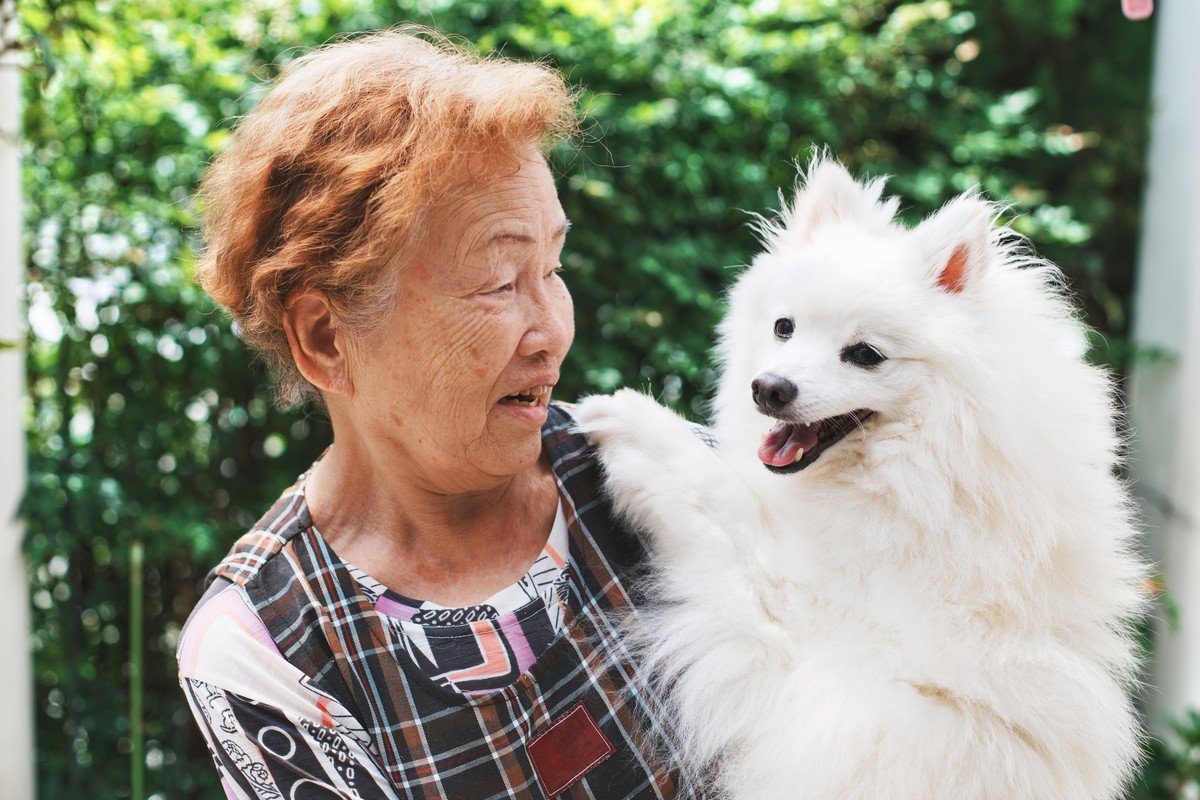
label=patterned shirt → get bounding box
[345,498,571,695]
[176,402,707,799]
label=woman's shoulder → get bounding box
[176,577,283,689]
[542,398,662,590]
[176,579,389,793]
[176,571,351,724]
[177,459,320,684]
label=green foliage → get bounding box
[1130,711,1200,799]
[17,0,1161,796]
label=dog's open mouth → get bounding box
[757,409,874,473]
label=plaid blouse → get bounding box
[342,499,571,695]
[177,402,706,799]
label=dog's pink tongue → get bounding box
[757,421,820,467]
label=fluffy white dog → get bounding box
[573,158,1148,800]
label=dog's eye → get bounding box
[773,318,794,340]
[842,343,886,367]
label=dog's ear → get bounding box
[912,194,995,293]
[756,157,900,252]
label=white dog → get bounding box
[573,158,1148,800]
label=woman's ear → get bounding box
[912,193,996,293]
[282,289,354,397]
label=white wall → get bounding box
[1128,0,1200,722]
[0,0,35,794]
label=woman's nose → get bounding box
[516,278,573,359]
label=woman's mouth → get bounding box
[498,384,553,407]
[757,409,874,473]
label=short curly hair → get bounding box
[193,26,579,411]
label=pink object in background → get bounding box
[1122,0,1154,20]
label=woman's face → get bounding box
[347,147,574,493]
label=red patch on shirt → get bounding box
[527,702,615,797]
[316,696,334,727]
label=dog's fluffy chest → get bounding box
[751,530,976,668]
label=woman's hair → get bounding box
[194,26,578,411]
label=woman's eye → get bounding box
[547,265,565,279]
[487,281,515,295]
[773,318,794,340]
[841,343,886,367]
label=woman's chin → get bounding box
[477,424,549,482]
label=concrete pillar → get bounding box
[1127,0,1200,722]
[0,1,35,794]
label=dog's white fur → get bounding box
[573,158,1148,800]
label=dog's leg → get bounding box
[574,390,795,772]
[572,388,758,564]
[784,661,1138,800]
[894,651,1139,800]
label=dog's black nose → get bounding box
[751,373,797,413]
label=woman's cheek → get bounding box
[554,284,576,352]
[434,306,524,406]
[423,300,505,371]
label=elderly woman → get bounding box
[175,27,703,800]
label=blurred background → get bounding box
[1,0,1197,796]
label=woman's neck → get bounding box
[301,434,561,606]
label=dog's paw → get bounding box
[576,390,748,557]
[572,388,676,449]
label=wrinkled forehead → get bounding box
[445,143,555,194]
[417,149,566,261]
